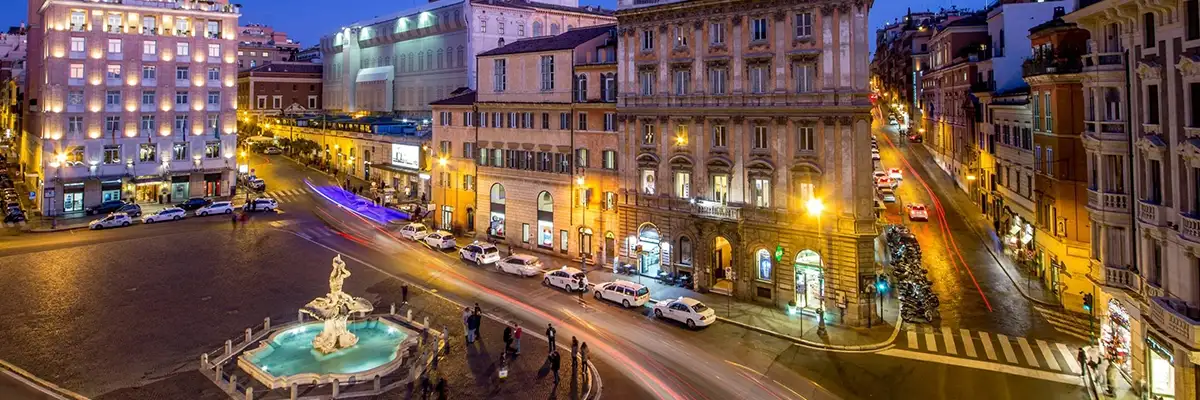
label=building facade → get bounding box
[319,0,614,118]
[615,0,879,324]
[431,25,620,263]
[236,62,322,117]
[0,27,26,140]
[921,15,986,193]
[236,23,299,69]
[1066,0,1200,397]
[21,0,241,215]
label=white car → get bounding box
[880,188,897,203]
[398,223,430,240]
[873,171,887,182]
[243,198,278,212]
[888,168,903,180]
[876,176,897,189]
[424,230,456,250]
[460,242,501,265]
[908,203,929,221]
[872,152,881,161]
[89,212,133,229]
[497,254,544,277]
[653,297,717,328]
[543,266,589,292]
[195,201,234,216]
[593,280,650,308]
[141,207,186,223]
[248,178,266,191]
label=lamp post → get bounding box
[576,174,587,271]
[806,197,827,336]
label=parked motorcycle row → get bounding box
[615,263,693,289]
[886,225,941,323]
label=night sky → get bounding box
[1,0,979,54]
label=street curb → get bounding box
[645,297,901,352]
[900,139,1062,310]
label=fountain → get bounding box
[237,255,420,389]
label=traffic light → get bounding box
[1082,292,1094,313]
[876,276,889,294]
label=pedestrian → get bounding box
[402,284,409,304]
[474,302,482,314]
[435,377,447,400]
[1105,359,1117,395]
[441,325,449,355]
[514,323,523,355]
[473,304,484,341]
[468,311,481,344]
[231,212,238,228]
[461,307,471,342]
[571,336,579,371]
[546,323,556,351]
[549,350,561,384]
[580,342,590,384]
[1076,347,1087,378]
[503,325,514,355]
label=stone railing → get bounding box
[1145,281,1165,299]
[1138,200,1167,226]
[1087,190,1129,213]
[1148,296,1200,349]
[1082,52,1123,70]
[1181,214,1200,243]
[1103,265,1141,293]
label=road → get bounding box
[0,151,1091,400]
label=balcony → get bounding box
[1148,296,1200,349]
[1102,265,1141,292]
[1181,213,1200,243]
[1082,52,1123,71]
[970,80,995,93]
[1139,200,1167,226]
[1087,190,1128,213]
[80,0,241,14]
[695,201,740,221]
[1023,51,1083,77]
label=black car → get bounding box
[4,210,25,223]
[86,200,127,215]
[176,197,211,211]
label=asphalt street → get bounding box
[0,151,1092,400]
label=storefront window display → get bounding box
[537,191,554,249]
[1147,336,1175,399]
[794,250,824,310]
[756,249,772,281]
[1100,299,1131,374]
[489,184,505,238]
[630,225,662,276]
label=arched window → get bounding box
[756,248,772,281]
[678,236,693,265]
[498,38,505,47]
[457,46,465,67]
[408,53,414,71]
[550,23,560,35]
[418,52,424,71]
[489,184,506,237]
[399,55,406,72]
[426,50,433,70]
[537,191,554,249]
[533,21,543,36]
[437,49,444,69]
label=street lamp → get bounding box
[806,197,827,336]
[576,174,588,271]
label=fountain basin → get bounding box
[238,318,417,389]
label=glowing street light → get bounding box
[805,198,825,217]
[437,157,447,167]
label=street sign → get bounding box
[42,189,55,198]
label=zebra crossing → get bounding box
[1033,303,1095,342]
[259,188,313,203]
[898,325,1082,377]
[294,225,339,241]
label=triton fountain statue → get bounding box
[302,254,375,354]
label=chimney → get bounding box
[1052,7,1065,19]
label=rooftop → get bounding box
[478,24,616,57]
[241,62,322,75]
[430,88,477,106]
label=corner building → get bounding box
[22,0,240,215]
[615,0,879,324]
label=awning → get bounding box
[356,66,394,83]
[369,163,421,175]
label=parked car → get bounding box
[908,203,929,221]
[652,297,717,328]
[398,223,431,240]
[872,171,887,182]
[543,266,588,292]
[496,254,543,277]
[880,188,897,203]
[86,200,127,215]
[876,176,896,189]
[872,152,881,161]
[5,201,19,213]
[4,210,26,223]
[142,207,187,223]
[424,230,456,250]
[888,168,903,180]
[89,212,133,229]
[176,197,211,211]
[593,281,650,308]
[195,201,234,216]
[243,198,278,212]
[459,242,501,265]
[116,203,142,218]
[263,147,282,155]
[247,178,266,191]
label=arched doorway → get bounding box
[488,184,506,238]
[712,236,733,295]
[466,208,475,232]
[537,191,554,249]
[794,249,824,311]
[604,231,616,263]
[629,223,662,276]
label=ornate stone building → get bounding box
[615,0,879,324]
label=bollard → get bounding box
[227,375,237,392]
[406,309,412,321]
[332,379,340,396]
[245,328,252,342]
[225,339,233,355]
[374,375,381,391]
[245,387,254,400]
[264,317,271,331]
[290,383,298,400]
[298,309,304,323]
[390,303,396,315]
[423,316,429,328]
[200,353,209,370]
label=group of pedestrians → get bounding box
[458,306,592,389]
[462,304,483,343]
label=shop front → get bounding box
[100,180,122,202]
[627,223,664,277]
[369,163,423,203]
[794,250,825,313]
[203,173,223,197]
[1146,334,1176,399]
[488,183,506,238]
[63,182,84,213]
[537,191,554,250]
[1002,211,1035,265]
[170,175,190,202]
[133,176,167,204]
[1101,299,1132,375]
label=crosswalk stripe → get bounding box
[907,329,918,349]
[1037,340,1061,371]
[960,329,977,358]
[997,334,1018,364]
[941,326,957,355]
[924,326,937,352]
[1057,343,1081,374]
[979,332,997,360]
[1017,338,1040,368]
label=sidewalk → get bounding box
[489,242,900,351]
[25,198,235,233]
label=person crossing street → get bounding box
[546,323,556,352]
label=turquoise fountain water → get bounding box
[246,319,408,376]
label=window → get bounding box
[141,91,155,105]
[540,56,554,91]
[103,145,121,164]
[1192,83,1200,127]
[176,42,189,56]
[551,23,560,35]
[107,39,121,54]
[206,21,220,38]
[207,91,219,105]
[105,90,120,105]
[1046,147,1054,175]
[173,142,188,160]
[205,141,220,159]
[576,148,589,168]
[1044,92,1052,132]
[104,116,121,134]
[71,37,85,52]
[674,171,691,198]
[602,150,617,170]
[67,116,83,134]
[176,66,189,80]
[798,126,815,153]
[713,125,727,147]
[753,125,768,149]
[207,67,219,81]
[752,178,771,207]
[70,64,83,79]
[106,65,121,79]
[138,143,156,162]
[518,23,525,37]
[709,67,728,95]
[1032,94,1041,130]
[749,65,769,94]
[794,63,814,93]
[712,175,729,203]
[1144,13,1156,48]
[640,169,656,194]
[710,22,725,45]
[70,11,86,30]
[574,74,587,102]
[603,192,616,210]
[643,124,656,145]
[578,113,588,131]
[140,115,155,134]
[795,13,813,38]
[493,59,506,92]
[1189,0,1200,41]
[207,43,220,57]
[673,69,691,95]
[541,113,550,129]
[175,115,188,134]
[142,65,156,80]
[674,26,688,47]
[256,96,266,109]
[642,30,654,50]
[1147,84,1160,124]
[751,18,768,41]
[601,73,616,102]
[175,91,188,105]
[603,113,616,132]
[272,96,282,109]
[559,113,570,130]
[639,70,654,96]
